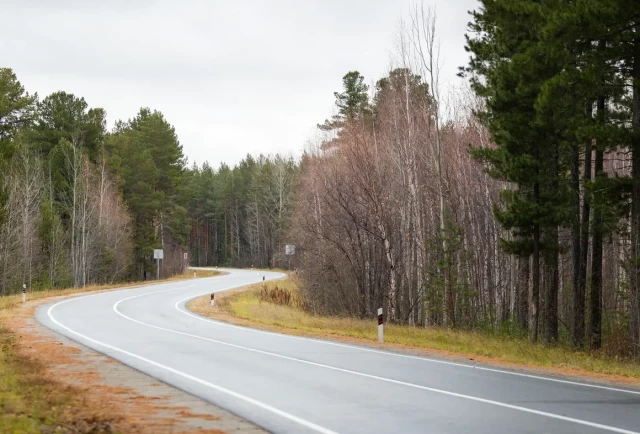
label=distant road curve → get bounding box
[37,268,640,434]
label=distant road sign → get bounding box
[285,245,295,255]
[183,252,188,260]
[154,249,164,260]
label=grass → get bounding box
[0,268,219,314]
[188,277,640,382]
[0,325,115,433]
[0,268,220,433]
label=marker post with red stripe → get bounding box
[210,293,215,307]
[378,308,384,342]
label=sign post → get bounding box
[378,308,384,343]
[22,283,26,303]
[285,245,295,270]
[154,249,164,280]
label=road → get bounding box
[37,269,640,434]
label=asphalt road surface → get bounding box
[37,269,640,434]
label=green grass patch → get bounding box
[189,278,640,381]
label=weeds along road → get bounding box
[37,269,640,434]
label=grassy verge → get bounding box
[188,277,640,383]
[0,268,220,433]
[0,268,219,313]
[0,325,115,433]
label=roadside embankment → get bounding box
[0,269,266,434]
[187,275,640,386]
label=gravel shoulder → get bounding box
[1,281,264,434]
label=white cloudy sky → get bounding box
[1,0,479,168]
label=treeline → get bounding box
[0,68,300,294]
[0,68,188,292]
[187,155,298,269]
[292,2,640,358]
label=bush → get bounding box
[259,284,301,308]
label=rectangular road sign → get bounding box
[154,249,164,260]
[183,252,188,260]
[285,245,295,255]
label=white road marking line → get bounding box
[46,288,336,434]
[112,290,639,434]
[175,287,640,397]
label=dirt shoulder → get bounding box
[187,280,640,389]
[0,273,264,434]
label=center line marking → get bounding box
[111,285,639,434]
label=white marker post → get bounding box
[210,293,215,307]
[22,283,26,303]
[377,308,384,343]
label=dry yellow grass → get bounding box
[0,268,219,314]
[188,278,640,382]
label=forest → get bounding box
[2,0,640,359]
[0,68,298,292]
[292,0,640,358]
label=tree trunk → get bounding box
[570,137,581,346]
[630,24,640,356]
[589,90,605,351]
[576,102,593,348]
[530,184,540,343]
[517,254,529,330]
[543,227,559,344]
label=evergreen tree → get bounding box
[31,91,106,161]
[465,0,567,343]
[0,68,37,227]
[107,108,188,278]
[318,71,371,131]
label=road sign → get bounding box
[285,245,295,255]
[183,252,188,260]
[154,249,164,260]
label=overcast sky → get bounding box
[1,0,479,168]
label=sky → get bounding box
[1,0,479,168]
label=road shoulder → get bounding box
[1,280,263,434]
[187,283,640,390]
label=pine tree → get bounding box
[318,71,371,131]
[465,0,567,343]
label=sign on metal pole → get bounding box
[154,249,163,280]
[285,245,295,255]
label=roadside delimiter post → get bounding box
[22,283,26,303]
[378,308,384,342]
[210,293,215,307]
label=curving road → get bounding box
[37,269,640,434]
